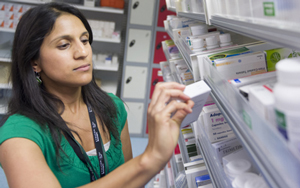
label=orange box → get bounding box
[100,0,124,9]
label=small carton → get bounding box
[179,81,211,128]
[201,104,235,143]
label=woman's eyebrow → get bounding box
[49,31,89,44]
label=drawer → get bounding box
[130,0,155,26]
[122,65,148,99]
[149,68,163,99]
[125,102,145,135]
[126,29,152,63]
[153,31,171,64]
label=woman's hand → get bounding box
[145,82,194,169]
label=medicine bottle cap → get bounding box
[244,176,269,188]
[220,33,233,47]
[232,173,259,188]
[190,24,208,36]
[276,58,300,86]
[225,159,252,177]
[192,38,205,49]
[206,36,219,49]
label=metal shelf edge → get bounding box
[210,16,300,51]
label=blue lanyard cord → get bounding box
[63,104,108,181]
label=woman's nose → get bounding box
[74,42,88,59]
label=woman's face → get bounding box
[33,13,93,89]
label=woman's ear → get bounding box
[31,60,41,73]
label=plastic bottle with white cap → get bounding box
[220,33,233,47]
[206,35,220,50]
[232,173,260,188]
[192,38,206,52]
[273,58,300,153]
[224,159,252,182]
[190,24,208,36]
[244,176,269,188]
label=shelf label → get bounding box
[243,110,252,130]
[263,2,275,17]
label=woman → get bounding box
[0,2,194,188]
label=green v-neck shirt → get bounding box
[0,93,127,187]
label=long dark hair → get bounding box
[1,2,119,163]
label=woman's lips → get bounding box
[74,64,90,71]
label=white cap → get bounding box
[232,173,260,188]
[206,36,218,46]
[244,176,269,188]
[206,35,219,49]
[276,58,300,86]
[190,24,208,36]
[225,159,252,178]
[192,38,205,49]
[220,33,231,43]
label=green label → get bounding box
[242,110,252,130]
[263,2,275,17]
[275,109,286,129]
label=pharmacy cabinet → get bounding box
[153,31,171,64]
[157,0,176,27]
[125,102,145,135]
[125,29,152,63]
[149,68,164,99]
[163,1,300,188]
[129,0,156,26]
[122,0,163,137]
[122,65,148,99]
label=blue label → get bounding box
[234,79,241,83]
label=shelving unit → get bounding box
[2,0,124,14]
[0,84,12,89]
[0,0,129,111]
[163,1,300,188]
[93,63,119,71]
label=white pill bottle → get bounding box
[273,58,300,154]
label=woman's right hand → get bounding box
[145,82,194,169]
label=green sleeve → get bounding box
[0,114,46,154]
[107,93,127,133]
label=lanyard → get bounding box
[63,104,109,182]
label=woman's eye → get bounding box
[82,39,89,44]
[58,43,70,49]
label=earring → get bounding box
[35,72,42,84]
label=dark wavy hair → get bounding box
[0,2,119,164]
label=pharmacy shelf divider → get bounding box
[196,134,229,188]
[177,11,206,22]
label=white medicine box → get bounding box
[201,104,235,143]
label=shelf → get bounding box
[0,28,15,33]
[0,84,12,89]
[100,80,117,95]
[0,57,11,63]
[1,0,124,14]
[167,6,176,13]
[202,57,300,188]
[93,63,119,71]
[93,37,121,43]
[0,27,121,43]
[177,11,206,23]
[210,15,300,51]
[196,129,231,188]
[166,25,260,81]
